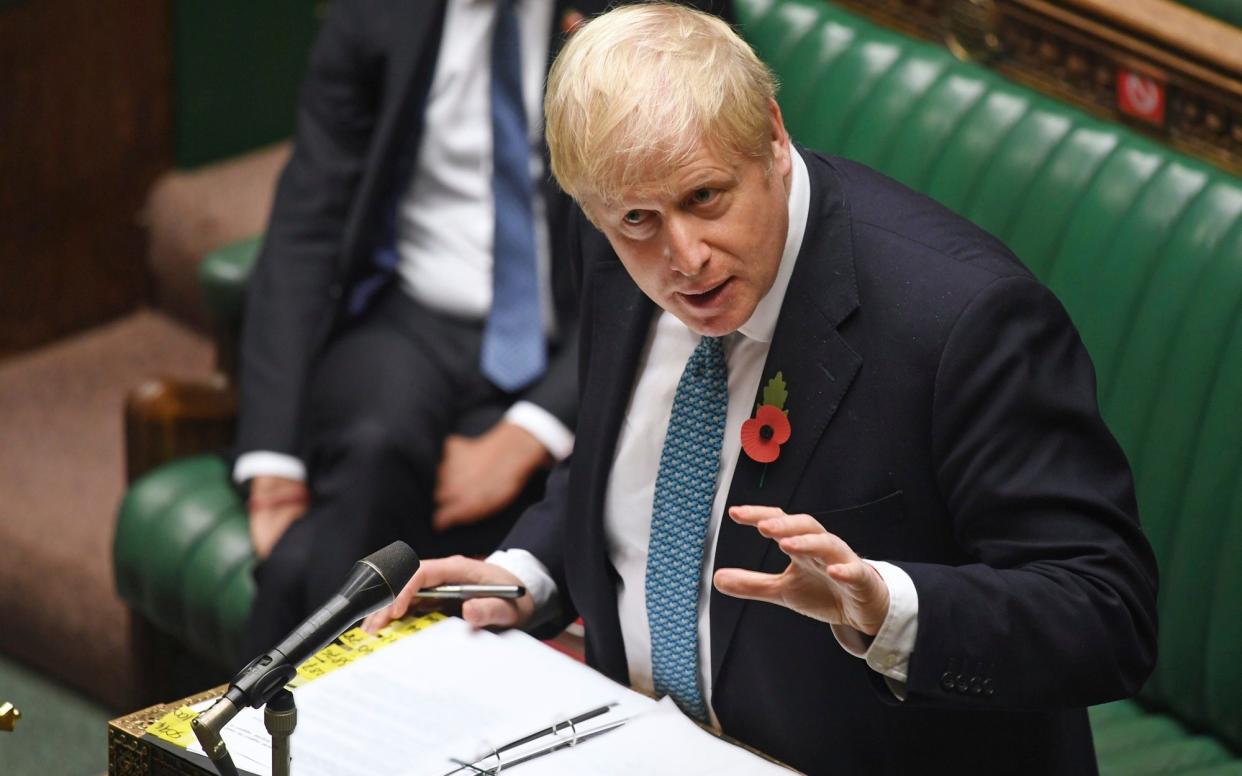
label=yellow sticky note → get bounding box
[146,705,198,748]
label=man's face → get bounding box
[584,107,793,337]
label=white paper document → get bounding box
[187,617,791,775]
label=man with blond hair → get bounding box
[368,4,1157,773]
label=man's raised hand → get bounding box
[713,505,890,635]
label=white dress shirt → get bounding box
[235,0,570,485]
[492,150,920,719]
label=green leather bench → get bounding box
[115,0,1242,769]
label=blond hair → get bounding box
[544,3,778,208]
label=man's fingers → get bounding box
[825,559,871,590]
[728,505,789,526]
[433,501,492,532]
[433,469,458,506]
[434,438,469,501]
[384,570,423,622]
[751,513,828,540]
[361,610,392,633]
[366,556,478,632]
[462,597,524,629]
[248,505,304,559]
[394,557,474,613]
[431,504,462,532]
[364,556,524,633]
[713,568,785,604]
[731,508,834,549]
[776,532,856,566]
[427,556,505,584]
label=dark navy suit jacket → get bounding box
[505,147,1159,775]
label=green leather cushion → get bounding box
[1091,701,1242,776]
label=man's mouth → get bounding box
[677,278,731,309]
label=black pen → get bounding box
[418,584,526,599]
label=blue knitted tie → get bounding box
[646,335,728,722]
[481,0,546,392]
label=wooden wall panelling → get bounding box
[0,0,172,359]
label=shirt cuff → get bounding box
[830,560,919,697]
[504,402,575,461]
[233,451,307,485]
[486,548,562,628]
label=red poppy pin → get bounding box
[741,372,791,486]
[560,8,586,37]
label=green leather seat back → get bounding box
[199,234,262,325]
[738,0,1242,760]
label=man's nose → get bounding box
[665,216,710,277]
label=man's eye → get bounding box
[623,210,646,225]
[690,188,716,205]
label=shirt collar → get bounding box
[736,146,810,344]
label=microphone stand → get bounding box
[192,697,242,776]
[191,689,299,776]
[265,689,297,776]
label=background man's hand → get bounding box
[432,421,551,531]
[362,555,535,632]
[713,505,890,635]
[247,475,309,559]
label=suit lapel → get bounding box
[378,0,446,179]
[710,152,863,686]
[344,1,447,277]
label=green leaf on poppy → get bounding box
[762,371,788,411]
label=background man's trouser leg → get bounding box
[241,289,528,659]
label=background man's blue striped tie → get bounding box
[481,0,546,392]
[645,335,728,722]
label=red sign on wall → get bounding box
[1116,69,1166,126]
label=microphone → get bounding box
[192,541,419,775]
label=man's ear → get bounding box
[768,98,793,179]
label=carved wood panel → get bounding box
[828,0,1242,175]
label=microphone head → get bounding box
[359,540,420,596]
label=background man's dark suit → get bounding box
[505,148,1158,775]
[236,0,734,654]
[237,0,586,471]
